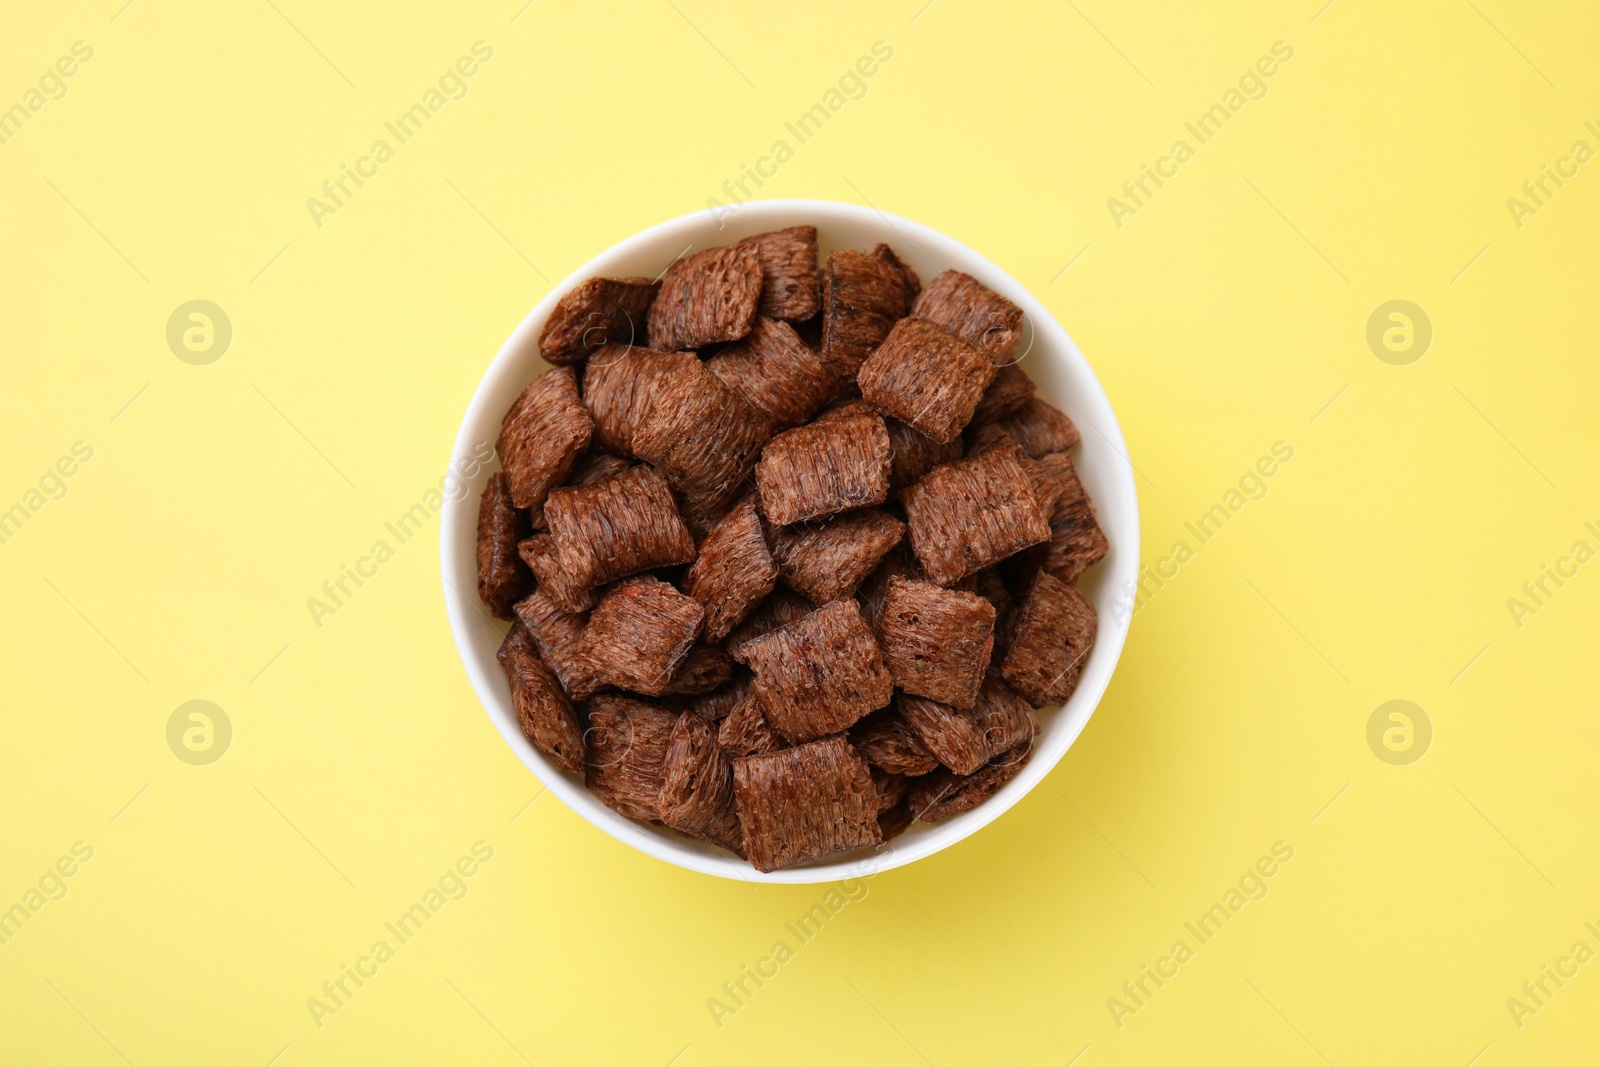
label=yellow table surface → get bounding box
[3,1,1597,1063]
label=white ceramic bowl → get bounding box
[441,199,1139,884]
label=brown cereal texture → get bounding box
[885,416,962,491]
[659,712,744,853]
[496,625,585,774]
[911,270,1023,364]
[879,575,995,709]
[632,359,773,517]
[659,644,736,697]
[878,800,916,841]
[848,711,940,777]
[691,673,750,722]
[741,599,893,743]
[496,366,594,510]
[870,766,910,813]
[870,242,922,313]
[996,397,1081,457]
[900,444,1051,586]
[908,741,1034,822]
[768,508,906,606]
[648,244,763,352]
[579,576,704,697]
[586,696,680,822]
[969,424,1063,521]
[820,248,905,376]
[539,276,658,366]
[856,547,918,638]
[681,500,779,642]
[971,363,1037,425]
[1029,451,1109,583]
[897,694,991,776]
[732,736,882,872]
[1000,570,1098,706]
[859,316,997,445]
[717,688,787,758]
[543,464,695,595]
[513,588,606,701]
[581,346,698,457]
[723,588,815,664]
[477,472,531,619]
[739,226,821,322]
[755,408,891,526]
[517,534,598,614]
[706,317,839,429]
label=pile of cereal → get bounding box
[477,226,1106,871]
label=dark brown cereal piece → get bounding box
[659,712,744,853]
[581,345,697,456]
[682,500,779,642]
[496,367,594,510]
[633,360,773,517]
[477,473,532,618]
[768,508,906,606]
[911,270,1023,364]
[870,766,910,813]
[585,695,680,821]
[878,800,916,841]
[900,445,1051,585]
[579,576,704,697]
[724,588,814,664]
[859,317,997,445]
[848,710,940,777]
[691,673,750,722]
[706,317,839,429]
[820,248,905,377]
[996,397,1081,457]
[539,277,659,366]
[971,675,1041,757]
[517,534,598,614]
[897,694,991,776]
[1000,570,1098,705]
[717,688,786,758]
[648,244,763,352]
[968,424,1063,520]
[972,566,1014,619]
[870,243,921,313]
[1030,451,1109,582]
[732,736,882,872]
[660,644,736,696]
[908,741,1033,822]
[739,226,821,322]
[742,599,893,743]
[856,547,918,638]
[513,588,607,701]
[543,464,696,593]
[879,576,995,709]
[885,416,962,491]
[971,364,1036,425]
[755,409,891,525]
[496,625,585,774]
[565,451,633,489]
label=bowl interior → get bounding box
[441,199,1139,883]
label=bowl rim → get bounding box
[440,197,1140,884]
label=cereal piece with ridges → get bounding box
[732,736,882,872]
[543,464,696,596]
[900,446,1051,585]
[741,599,893,743]
[1031,451,1109,582]
[633,360,773,517]
[856,548,918,638]
[739,226,821,322]
[755,409,891,525]
[996,397,1081,457]
[999,570,1098,705]
[724,589,814,664]
[821,248,905,377]
[581,346,698,457]
[886,416,962,491]
[648,244,763,352]
[692,673,751,722]
[971,364,1036,425]
[659,712,744,853]
[539,277,658,366]
[717,689,786,758]
[910,270,1023,364]
[496,367,594,510]
[848,711,940,776]
[968,423,1063,520]
[585,696,680,821]
[879,576,995,709]
[682,501,779,642]
[870,766,910,813]
[908,741,1033,822]
[518,534,597,614]
[659,644,736,696]
[769,508,906,609]
[707,317,839,429]
[497,625,585,774]
[870,243,921,313]
[859,317,997,445]
[579,576,704,697]
[513,588,606,700]
[477,472,531,618]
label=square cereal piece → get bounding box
[659,712,744,853]
[741,599,893,743]
[691,673,750,722]
[496,367,594,510]
[579,576,704,696]
[707,317,839,429]
[732,736,882,871]
[1031,451,1109,582]
[859,317,998,445]
[543,464,696,595]
[996,397,1081,457]
[739,226,820,322]
[769,508,905,605]
[496,625,585,774]
[897,695,988,775]
[648,244,763,352]
[968,423,1063,520]
[848,710,940,776]
[724,588,814,664]
[517,534,598,614]
[970,675,1040,756]
[971,364,1037,425]
[1000,570,1098,705]
[538,276,658,366]
[900,445,1051,585]
[633,360,773,517]
[911,270,1023,364]
[755,408,891,525]
[530,452,633,529]
[886,416,962,491]
[586,695,681,821]
[581,346,700,457]
[820,248,906,376]
[871,243,922,313]
[477,472,532,618]
[717,688,786,758]
[659,644,735,697]
[879,576,995,709]
[682,500,779,642]
[908,741,1033,822]
[513,588,607,701]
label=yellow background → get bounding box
[2,0,1597,1063]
